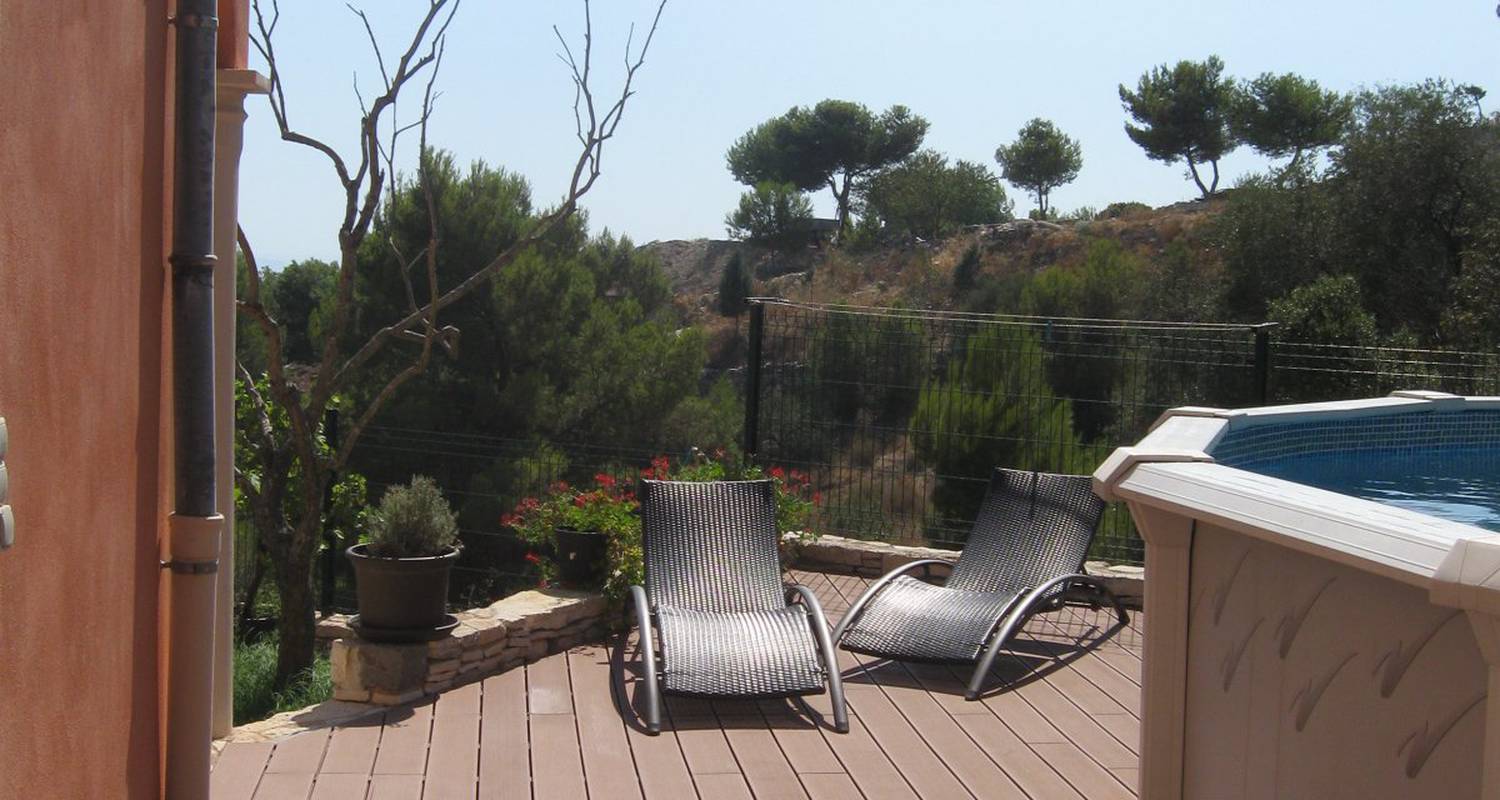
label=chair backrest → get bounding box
[945,468,1106,594]
[639,479,785,613]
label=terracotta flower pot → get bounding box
[346,543,460,641]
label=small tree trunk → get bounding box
[1208,159,1221,194]
[273,550,317,688]
[1186,156,1211,198]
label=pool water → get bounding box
[1253,448,1500,533]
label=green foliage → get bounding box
[718,252,753,316]
[861,150,1012,240]
[366,476,459,558]
[1325,80,1500,338]
[1267,275,1380,400]
[1441,221,1500,350]
[1267,275,1378,345]
[726,100,929,231]
[1213,165,1335,320]
[1230,72,1352,170]
[909,327,1083,524]
[995,118,1083,215]
[1020,241,1147,440]
[1098,201,1152,220]
[1119,55,1239,196]
[658,377,743,455]
[724,182,815,248]
[234,635,331,724]
[952,243,983,294]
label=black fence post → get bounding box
[743,300,765,461]
[1251,323,1277,405]
[320,408,339,612]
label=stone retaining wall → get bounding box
[327,588,609,706]
[789,534,1145,608]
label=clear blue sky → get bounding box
[238,0,1498,267]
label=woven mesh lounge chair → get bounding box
[832,468,1128,699]
[629,479,848,734]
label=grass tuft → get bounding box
[233,635,332,725]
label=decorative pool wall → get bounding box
[1094,391,1500,800]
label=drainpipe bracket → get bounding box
[167,13,219,30]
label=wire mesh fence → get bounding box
[748,300,1266,564]
[746,300,1500,566]
[235,300,1500,615]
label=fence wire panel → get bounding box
[1272,339,1500,402]
[751,301,1263,565]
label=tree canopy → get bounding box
[1119,56,1238,197]
[994,118,1083,216]
[860,150,1011,240]
[1231,72,1352,171]
[725,100,928,235]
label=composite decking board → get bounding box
[756,700,846,775]
[715,704,812,800]
[566,645,646,800]
[263,727,331,775]
[688,771,756,799]
[951,713,1085,800]
[210,741,273,800]
[422,701,480,800]
[309,772,371,799]
[525,649,575,716]
[211,570,1142,800]
[373,701,435,776]
[528,712,588,798]
[810,571,975,799]
[825,574,1030,800]
[319,721,383,774]
[252,771,316,799]
[367,773,426,799]
[477,667,531,800]
[1029,742,1134,800]
[801,771,865,800]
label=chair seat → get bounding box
[839,576,1021,663]
[656,605,826,697]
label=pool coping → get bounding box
[1092,392,1500,604]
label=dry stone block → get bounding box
[428,636,463,660]
[333,687,371,703]
[428,658,461,679]
[330,639,427,697]
[424,679,452,695]
[461,648,484,664]
[316,614,356,641]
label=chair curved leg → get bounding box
[629,585,662,734]
[965,574,1134,700]
[965,598,1030,700]
[788,584,849,733]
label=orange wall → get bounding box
[0,3,171,797]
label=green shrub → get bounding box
[952,243,983,293]
[1098,201,1151,219]
[366,475,459,558]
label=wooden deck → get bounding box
[213,570,1143,799]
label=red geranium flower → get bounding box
[595,473,616,489]
[524,552,542,565]
[769,466,786,480]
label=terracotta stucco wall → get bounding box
[0,2,172,797]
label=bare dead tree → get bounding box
[237,0,667,685]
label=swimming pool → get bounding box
[1207,405,1500,532]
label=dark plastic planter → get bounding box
[554,527,608,588]
[346,543,460,641]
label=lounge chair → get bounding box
[832,468,1128,699]
[629,479,849,734]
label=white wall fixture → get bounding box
[0,417,9,550]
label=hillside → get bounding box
[642,196,1230,346]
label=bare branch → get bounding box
[346,4,392,91]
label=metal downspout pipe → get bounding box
[165,1,222,797]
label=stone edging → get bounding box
[329,588,610,706]
[788,533,1144,608]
